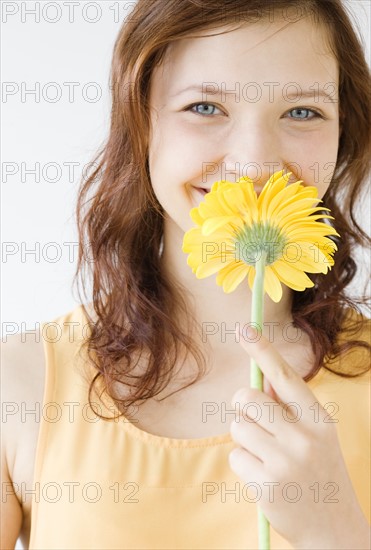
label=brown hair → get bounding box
[74,0,371,417]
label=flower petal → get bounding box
[182,170,338,298]
[216,261,249,293]
[196,256,232,278]
[202,216,240,236]
[271,260,315,291]
[264,265,283,302]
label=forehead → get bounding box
[151,18,338,95]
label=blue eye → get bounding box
[287,108,320,120]
[187,103,222,116]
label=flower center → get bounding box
[234,221,288,266]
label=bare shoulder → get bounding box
[1,332,46,549]
[1,331,46,473]
[1,332,45,410]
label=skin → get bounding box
[148,16,341,355]
[229,328,370,549]
[148,17,370,549]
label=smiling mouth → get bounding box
[193,186,210,196]
[193,185,264,197]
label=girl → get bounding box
[2,0,370,548]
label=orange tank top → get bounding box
[29,305,370,549]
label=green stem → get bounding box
[250,249,270,550]
[257,508,270,550]
[250,249,266,391]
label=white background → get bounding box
[2,0,370,338]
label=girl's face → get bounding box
[148,17,340,234]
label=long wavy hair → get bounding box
[74,0,371,418]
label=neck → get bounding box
[161,217,294,359]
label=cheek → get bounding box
[149,118,223,189]
[147,120,190,217]
[148,121,175,202]
[287,128,339,199]
[311,136,339,198]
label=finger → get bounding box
[229,447,264,486]
[232,387,299,434]
[263,379,297,420]
[263,377,278,401]
[230,418,275,463]
[236,326,320,422]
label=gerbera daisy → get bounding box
[182,170,339,302]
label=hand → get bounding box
[228,326,370,549]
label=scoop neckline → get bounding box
[76,304,327,448]
[104,363,326,448]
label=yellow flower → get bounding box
[182,170,339,302]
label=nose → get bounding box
[221,121,285,188]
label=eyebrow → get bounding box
[170,85,225,97]
[285,91,338,103]
[170,85,338,103]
